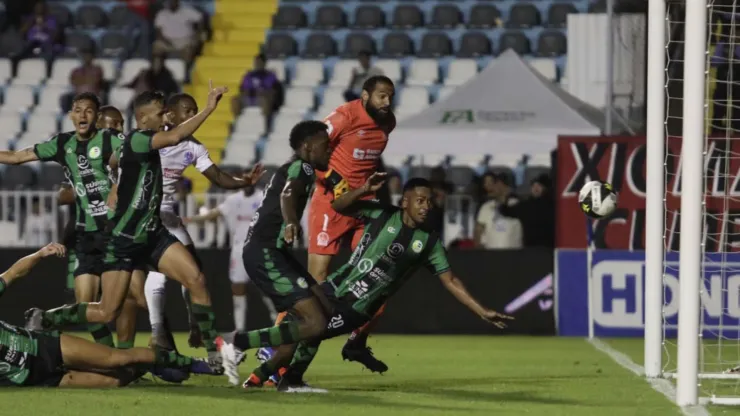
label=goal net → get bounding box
[653,0,740,406]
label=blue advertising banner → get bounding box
[556,249,740,337]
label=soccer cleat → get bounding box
[24,308,45,331]
[190,359,222,375]
[219,342,242,385]
[151,367,190,383]
[242,374,263,389]
[216,336,245,364]
[256,347,274,364]
[188,325,204,349]
[725,366,740,374]
[266,374,281,386]
[208,350,225,375]
[341,343,388,374]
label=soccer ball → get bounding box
[578,180,617,218]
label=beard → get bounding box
[364,101,392,125]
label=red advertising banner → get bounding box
[556,135,740,251]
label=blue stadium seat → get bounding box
[499,31,531,55]
[48,4,72,28]
[547,3,578,28]
[265,34,298,59]
[537,31,567,57]
[314,5,347,30]
[468,4,501,29]
[100,32,129,58]
[75,5,107,29]
[342,33,377,57]
[391,5,424,29]
[352,5,385,29]
[419,33,452,58]
[303,33,337,58]
[430,4,462,29]
[64,32,95,57]
[381,32,414,57]
[457,32,492,57]
[273,6,307,30]
[507,4,541,29]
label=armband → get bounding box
[323,169,349,199]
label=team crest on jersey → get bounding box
[184,151,194,164]
[302,163,314,177]
[412,240,423,253]
[317,232,329,247]
[88,146,101,159]
[297,277,308,289]
[387,243,404,259]
[387,226,396,234]
[77,155,90,169]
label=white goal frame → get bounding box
[643,0,740,406]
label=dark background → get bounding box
[0,248,555,335]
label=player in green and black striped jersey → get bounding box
[26,84,234,374]
[225,177,513,392]
[0,243,218,387]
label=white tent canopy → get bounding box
[386,50,630,160]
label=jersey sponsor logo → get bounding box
[88,146,101,159]
[387,226,396,234]
[412,240,424,253]
[357,258,374,273]
[352,148,382,160]
[349,280,369,299]
[302,163,314,177]
[369,267,392,284]
[85,179,109,195]
[317,231,330,247]
[77,155,95,176]
[163,168,184,179]
[297,277,309,289]
[74,182,86,197]
[387,242,404,259]
[133,171,155,209]
[86,200,108,217]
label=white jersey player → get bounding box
[186,186,278,330]
[144,93,264,350]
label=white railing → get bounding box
[0,191,479,248]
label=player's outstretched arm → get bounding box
[151,80,228,150]
[0,243,65,290]
[0,147,39,165]
[438,270,513,329]
[202,164,265,189]
[281,179,309,245]
[331,172,387,213]
[58,184,75,206]
[183,208,222,224]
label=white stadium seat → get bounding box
[37,86,69,113]
[223,140,256,164]
[3,85,35,111]
[397,87,430,109]
[437,86,455,102]
[444,59,478,86]
[109,87,134,112]
[47,59,80,86]
[272,113,305,136]
[95,58,117,82]
[261,140,294,166]
[291,60,324,87]
[14,59,46,86]
[374,59,402,84]
[117,59,149,86]
[25,113,58,136]
[0,113,22,136]
[0,59,12,85]
[266,60,287,82]
[316,87,346,116]
[233,111,266,138]
[165,59,186,83]
[529,58,557,82]
[61,116,75,132]
[328,60,356,87]
[282,88,315,112]
[405,59,439,87]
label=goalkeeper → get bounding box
[221,177,513,391]
[0,244,217,388]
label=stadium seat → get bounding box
[261,141,295,167]
[47,4,72,28]
[437,86,455,101]
[352,6,385,29]
[397,87,430,112]
[118,59,149,86]
[0,31,24,58]
[232,111,267,138]
[329,60,356,87]
[314,5,346,29]
[266,60,287,82]
[499,32,532,55]
[589,0,607,13]
[457,32,492,58]
[222,142,256,166]
[165,59,187,83]
[15,59,46,86]
[3,86,34,111]
[381,33,414,57]
[375,59,402,84]
[108,5,138,30]
[75,5,107,29]
[100,32,130,58]
[265,34,298,59]
[0,114,22,136]
[48,59,79,86]
[291,60,324,87]
[37,86,69,113]
[273,6,307,29]
[108,87,135,111]
[1,165,35,189]
[25,113,58,136]
[302,34,337,59]
[548,3,578,28]
[529,58,557,81]
[391,5,423,29]
[63,32,95,57]
[37,164,66,190]
[408,166,432,180]
[430,5,462,29]
[61,116,75,132]
[342,33,377,57]
[448,166,476,189]
[282,88,315,112]
[317,87,346,116]
[507,4,541,29]
[468,5,501,29]
[445,59,478,86]
[419,33,453,58]
[406,59,439,86]
[537,31,567,57]
[94,59,116,82]
[0,59,11,85]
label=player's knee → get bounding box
[183,271,206,292]
[98,304,123,323]
[231,283,247,296]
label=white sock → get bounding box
[262,295,278,322]
[233,295,247,331]
[145,272,167,335]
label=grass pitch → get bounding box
[6,335,720,415]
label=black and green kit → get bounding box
[34,129,122,277]
[242,158,317,312]
[0,281,65,387]
[103,129,178,272]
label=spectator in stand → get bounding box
[387,174,403,206]
[498,173,555,248]
[474,172,522,249]
[124,53,179,99]
[424,167,454,236]
[11,0,62,77]
[153,0,204,67]
[344,51,384,102]
[124,0,150,20]
[231,54,283,136]
[24,196,54,247]
[60,48,104,113]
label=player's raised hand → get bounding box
[206,79,228,110]
[363,172,387,193]
[244,164,266,185]
[480,309,514,329]
[283,222,301,245]
[38,243,66,258]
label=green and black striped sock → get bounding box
[233,321,301,351]
[88,324,114,347]
[42,303,89,328]
[191,303,218,351]
[117,340,135,349]
[288,340,320,378]
[153,348,192,369]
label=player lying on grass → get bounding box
[221,177,513,391]
[0,243,217,388]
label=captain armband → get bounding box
[323,169,349,199]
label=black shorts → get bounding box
[320,282,370,340]
[242,244,317,313]
[24,332,65,387]
[102,227,179,273]
[74,231,108,278]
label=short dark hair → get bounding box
[71,92,101,111]
[362,75,394,94]
[403,177,431,193]
[358,50,371,59]
[289,120,327,150]
[132,91,166,112]
[99,105,122,120]
[255,53,266,63]
[166,93,196,110]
